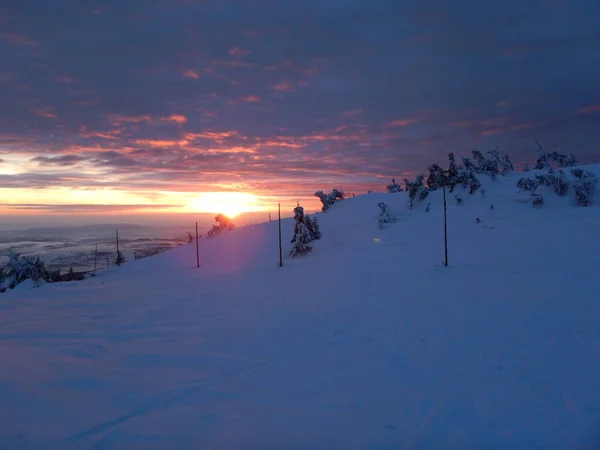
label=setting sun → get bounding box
[185,192,265,217]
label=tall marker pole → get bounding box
[278,203,283,267]
[443,184,448,267]
[195,222,200,268]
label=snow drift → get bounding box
[1,165,600,449]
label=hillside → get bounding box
[1,166,600,449]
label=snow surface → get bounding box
[1,167,600,449]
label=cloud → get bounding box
[0,32,38,46]
[342,109,364,117]
[382,118,421,127]
[32,108,58,119]
[160,114,188,124]
[182,69,200,79]
[242,95,261,103]
[228,47,251,57]
[575,105,600,115]
[1,0,599,209]
[273,82,293,92]
[31,155,86,166]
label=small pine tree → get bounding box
[290,222,312,257]
[68,266,75,281]
[304,214,322,241]
[571,169,596,206]
[517,178,538,192]
[426,164,444,191]
[533,141,549,170]
[314,189,344,212]
[386,178,402,193]
[377,202,396,229]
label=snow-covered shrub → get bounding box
[571,169,596,206]
[425,203,431,212]
[523,163,532,172]
[517,178,538,192]
[304,214,322,241]
[290,206,316,257]
[426,164,444,191]
[534,169,570,197]
[290,222,312,257]
[531,193,544,207]
[386,178,402,193]
[533,142,550,170]
[499,153,514,173]
[1,253,49,290]
[207,213,235,238]
[455,195,463,205]
[314,188,344,212]
[550,151,578,168]
[377,202,396,229]
[405,174,429,208]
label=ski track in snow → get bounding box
[1,168,600,449]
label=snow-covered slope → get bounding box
[1,167,600,449]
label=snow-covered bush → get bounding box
[377,202,396,229]
[455,195,463,205]
[386,178,402,193]
[571,169,596,206]
[531,193,544,207]
[550,151,578,168]
[314,188,344,212]
[533,142,550,170]
[1,253,49,290]
[207,213,235,238]
[304,214,322,241]
[517,178,538,192]
[404,174,429,209]
[290,206,319,257]
[426,164,444,191]
[290,223,312,257]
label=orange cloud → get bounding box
[342,109,363,117]
[108,114,152,126]
[480,129,502,136]
[575,104,600,114]
[0,32,38,46]
[242,95,261,103]
[228,47,251,57]
[273,82,293,92]
[382,118,420,127]
[161,114,187,124]
[182,69,199,79]
[32,107,57,119]
[133,139,189,147]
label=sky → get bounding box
[1,0,599,222]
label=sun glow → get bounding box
[186,192,265,217]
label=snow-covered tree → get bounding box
[571,169,596,206]
[533,141,550,170]
[290,222,312,257]
[314,188,344,212]
[386,178,402,193]
[290,205,321,257]
[1,253,49,290]
[207,213,235,238]
[499,153,514,173]
[405,173,429,208]
[426,164,444,191]
[523,163,533,172]
[377,202,396,229]
[531,193,544,207]
[517,178,538,192]
[550,151,578,168]
[304,214,322,241]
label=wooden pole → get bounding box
[443,184,448,267]
[116,229,121,266]
[195,222,200,268]
[278,203,283,267]
[106,253,110,268]
[94,244,98,271]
